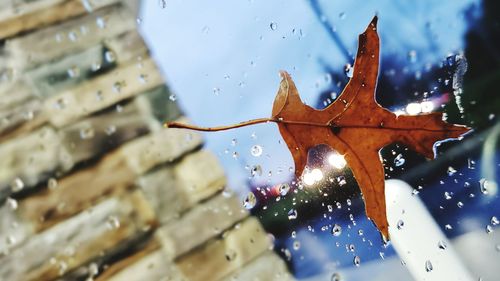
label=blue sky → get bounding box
[139,0,478,194]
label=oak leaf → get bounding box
[166,16,470,240]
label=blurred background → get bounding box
[140,0,500,280]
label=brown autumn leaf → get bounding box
[271,16,469,239]
[166,16,470,240]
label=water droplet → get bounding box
[269,22,278,30]
[467,159,476,169]
[344,63,353,78]
[225,249,237,261]
[447,166,457,176]
[6,197,18,210]
[158,0,167,9]
[331,272,342,281]
[407,50,417,63]
[80,127,95,139]
[332,224,342,236]
[48,178,58,190]
[287,209,297,220]
[348,244,355,252]
[279,183,290,196]
[485,224,493,234]
[105,125,116,135]
[425,260,433,272]
[337,176,346,186]
[106,216,120,229]
[338,12,346,20]
[243,192,257,209]
[353,256,361,267]
[397,220,404,230]
[293,240,301,250]
[67,66,80,78]
[479,178,497,195]
[438,240,447,250]
[251,145,263,157]
[394,154,405,167]
[169,94,177,101]
[104,50,116,63]
[444,191,452,200]
[213,87,220,96]
[457,201,464,208]
[491,216,499,226]
[11,178,24,192]
[96,17,106,29]
[445,224,453,230]
[250,165,262,177]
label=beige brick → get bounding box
[0,191,155,281]
[220,251,295,281]
[175,218,271,281]
[18,119,202,231]
[4,3,135,69]
[157,193,247,258]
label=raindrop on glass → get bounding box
[169,94,177,101]
[11,178,24,192]
[293,240,301,250]
[251,145,263,157]
[243,192,257,209]
[331,273,342,281]
[48,178,58,190]
[158,0,167,9]
[353,256,361,267]
[425,260,433,272]
[485,224,493,234]
[394,154,405,167]
[225,249,237,261]
[6,197,18,210]
[397,220,404,230]
[250,165,262,177]
[80,127,95,139]
[444,191,452,200]
[106,215,120,229]
[438,240,447,250]
[279,183,290,196]
[332,224,342,236]
[269,22,278,30]
[344,63,353,78]
[287,209,298,220]
[447,166,457,176]
[491,216,499,226]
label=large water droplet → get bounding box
[332,224,342,236]
[425,260,433,272]
[491,216,499,226]
[353,256,361,267]
[251,165,262,177]
[344,63,353,78]
[394,154,405,167]
[397,219,405,230]
[251,145,263,157]
[269,22,278,30]
[331,272,342,281]
[447,166,457,176]
[11,178,24,192]
[279,183,290,196]
[288,209,298,220]
[243,192,257,209]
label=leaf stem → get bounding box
[164,118,332,132]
